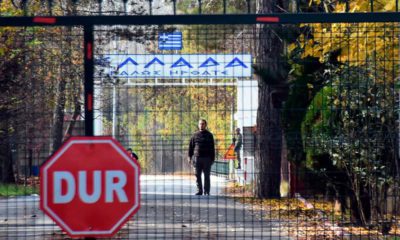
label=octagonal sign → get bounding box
[40,136,140,238]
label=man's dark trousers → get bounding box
[194,157,213,194]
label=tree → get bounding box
[0,1,89,182]
[0,28,24,183]
[285,0,400,229]
[254,0,290,198]
[50,2,83,152]
[302,66,397,227]
[115,85,236,173]
[0,4,28,183]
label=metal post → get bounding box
[370,0,374,12]
[172,0,177,15]
[223,0,226,14]
[198,0,202,14]
[97,0,103,14]
[123,0,128,14]
[246,0,251,14]
[149,0,153,15]
[72,0,78,15]
[398,33,400,169]
[47,0,53,15]
[112,84,117,137]
[84,25,94,136]
[21,0,27,16]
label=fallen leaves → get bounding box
[224,183,400,239]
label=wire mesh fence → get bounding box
[1,7,400,240]
[2,0,400,16]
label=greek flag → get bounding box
[158,32,182,50]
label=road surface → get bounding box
[0,175,290,239]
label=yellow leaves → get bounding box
[234,193,391,239]
[383,1,397,11]
[306,0,392,13]
[295,0,400,73]
[342,0,372,12]
[71,58,83,65]
[0,0,23,16]
[335,3,346,13]
[294,21,399,77]
[287,43,297,53]
[303,39,316,57]
[333,99,340,106]
[390,223,400,235]
[342,226,381,236]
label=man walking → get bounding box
[234,127,242,169]
[188,119,215,195]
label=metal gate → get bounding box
[1,0,400,239]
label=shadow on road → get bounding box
[0,175,291,239]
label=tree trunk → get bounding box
[254,0,288,198]
[63,99,81,141]
[255,82,283,198]
[51,73,67,152]
[0,112,15,183]
[51,26,74,152]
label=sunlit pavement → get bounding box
[0,174,291,239]
[130,174,291,239]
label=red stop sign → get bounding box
[40,136,140,238]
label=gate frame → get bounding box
[1,12,399,136]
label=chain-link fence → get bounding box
[1,1,400,239]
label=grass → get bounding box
[0,184,39,197]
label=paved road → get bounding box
[0,175,290,239]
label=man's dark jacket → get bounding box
[188,130,215,161]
